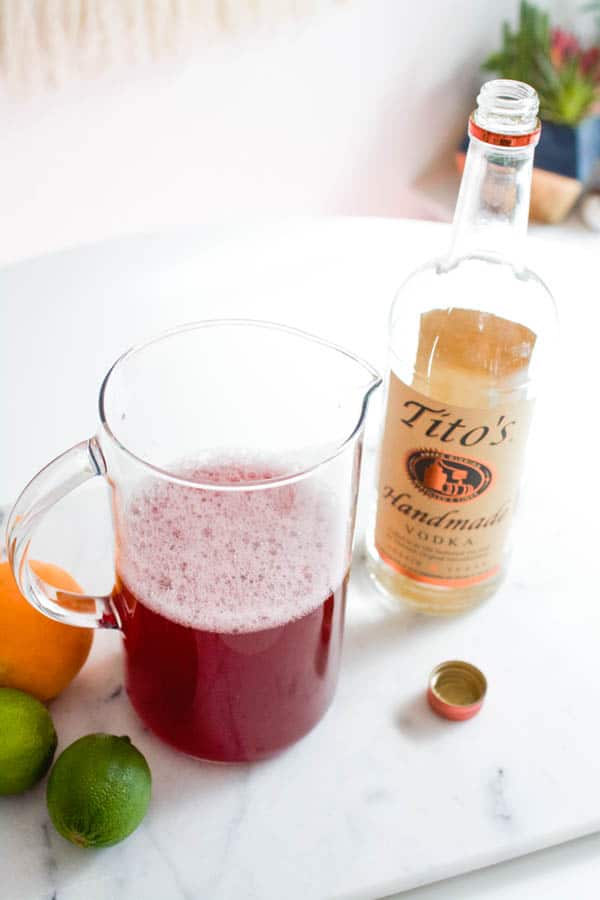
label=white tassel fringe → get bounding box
[0,0,342,88]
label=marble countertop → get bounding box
[1,218,598,899]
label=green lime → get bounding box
[0,687,57,795]
[46,733,151,847]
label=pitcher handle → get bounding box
[5,438,120,629]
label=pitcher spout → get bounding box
[344,353,383,443]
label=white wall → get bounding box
[0,0,581,265]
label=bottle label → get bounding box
[374,373,533,587]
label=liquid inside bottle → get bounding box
[366,80,556,615]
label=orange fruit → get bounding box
[0,561,93,702]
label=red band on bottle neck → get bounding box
[469,116,541,147]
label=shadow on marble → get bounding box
[343,607,439,663]
[344,546,486,654]
[395,691,448,743]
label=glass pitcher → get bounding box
[6,321,381,762]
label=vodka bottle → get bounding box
[367,80,556,615]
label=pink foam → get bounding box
[115,462,348,633]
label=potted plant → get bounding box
[462,1,600,222]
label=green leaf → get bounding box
[482,0,598,124]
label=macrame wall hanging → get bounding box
[0,0,344,88]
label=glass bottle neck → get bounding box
[446,136,534,270]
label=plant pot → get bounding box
[535,117,600,183]
[456,116,600,223]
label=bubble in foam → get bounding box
[115,461,348,633]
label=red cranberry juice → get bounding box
[113,464,349,762]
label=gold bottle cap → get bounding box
[427,660,487,721]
